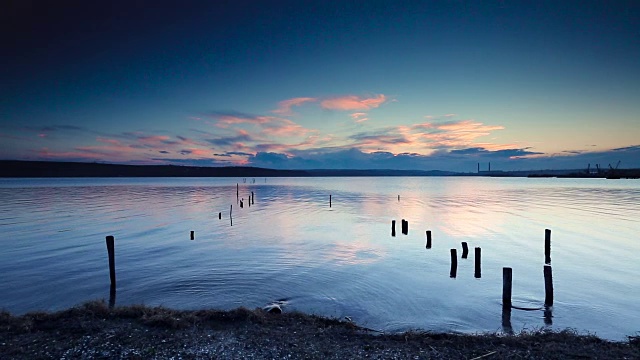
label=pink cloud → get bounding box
[320,94,388,111]
[272,97,317,115]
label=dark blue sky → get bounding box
[2,0,639,170]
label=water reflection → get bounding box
[501,306,514,335]
[0,177,639,341]
[544,306,553,326]
[109,284,116,308]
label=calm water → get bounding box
[0,177,638,340]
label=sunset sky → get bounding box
[2,0,639,171]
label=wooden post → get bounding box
[461,242,469,258]
[237,183,239,199]
[219,212,221,219]
[450,249,458,278]
[544,265,554,306]
[401,219,408,235]
[425,230,432,249]
[329,194,332,207]
[391,220,396,237]
[502,267,512,308]
[474,247,481,278]
[240,199,243,208]
[230,205,233,226]
[398,195,400,201]
[105,236,116,287]
[252,191,254,204]
[248,195,251,207]
[190,231,194,240]
[545,229,551,265]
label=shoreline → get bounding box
[1,301,638,359]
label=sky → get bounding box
[1,0,639,172]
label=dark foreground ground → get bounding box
[1,301,638,359]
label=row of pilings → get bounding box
[103,186,555,331]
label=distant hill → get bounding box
[2,160,637,178]
[0,161,463,178]
[306,169,462,176]
[0,160,310,178]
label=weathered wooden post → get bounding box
[190,231,194,240]
[502,267,512,308]
[425,230,432,249]
[230,205,233,226]
[240,199,243,208]
[248,195,251,207]
[545,229,551,265]
[544,265,554,306]
[398,195,400,201]
[474,247,481,278]
[219,212,221,219]
[391,220,396,237]
[252,191,254,204]
[461,242,469,258]
[401,219,408,235]
[330,194,332,207]
[237,183,239,199]
[450,249,458,278]
[105,236,116,287]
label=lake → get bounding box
[0,177,638,340]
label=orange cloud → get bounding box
[344,119,509,155]
[320,94,388,111]
[272,97,317,115]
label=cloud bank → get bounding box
[5,93,639,171]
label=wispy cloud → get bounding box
[350,112,369,122]
[272,97,317,115]
[320,94,388,111]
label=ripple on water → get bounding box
[0,177,638,340]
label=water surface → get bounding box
[0,177,638,340]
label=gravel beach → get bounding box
[1,301,638,359]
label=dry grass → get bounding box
[1,301,638,359]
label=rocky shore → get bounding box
[1,301,638,359]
